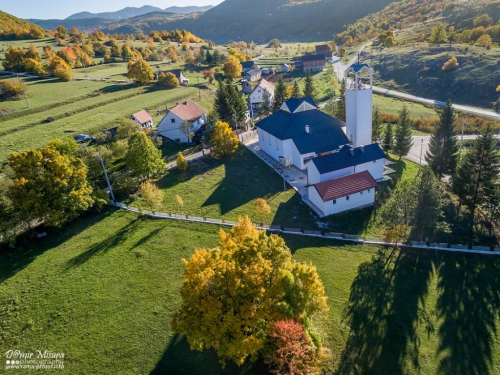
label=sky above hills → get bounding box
[4,0,222,20]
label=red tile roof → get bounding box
[253,78,275,96]
[170,100,207,122]
[131,110,152,125]
[313,171,378,201]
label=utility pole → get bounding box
[232,113,238,132]
[80,57,88,77]
[419,138,424,166]
[17,74,30,108]
[459,120,466,159]
[97,155,115,202]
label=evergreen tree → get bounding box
[226,80,247,128]
[258,90,271,118]
[272,77,287,113]
[215,80,247,128]
[211,49,221,65]
[383,123,393,152]
[393,105,413,159]
[372,106,382,143]
[205,49,213,64]
[214,80,231,122]
[291,81,301,98]
[303,69,316,100]
[451,124,500,237]
[425,99,459,177]
[334,79,346,121]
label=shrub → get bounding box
[380,113,399,124]
[442,56,459,71]
[0,81,25,100]
[413,117,438,133]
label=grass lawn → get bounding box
[1,208,499,374]
[373,93,438,119]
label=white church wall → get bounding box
[258,130,282,162]
[320,167,354,183]
[308,186,325,214]
[353,159,385,180]
[306,163,321,185]
[322,188,376,216]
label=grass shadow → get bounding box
[337,248,434,375]
[150,333,269,375]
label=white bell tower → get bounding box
[344,64,373,147]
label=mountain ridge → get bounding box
[65,5,214,20]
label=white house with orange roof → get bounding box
[130,110,153,129]
[157,100,207,143]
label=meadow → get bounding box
[1,208,499,374]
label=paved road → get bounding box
[406,135,480,165]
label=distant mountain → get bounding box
[65,5,213,20]
[0,10,45,39]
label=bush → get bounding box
[0,81,25,100]
[442,56,459,71]
[413,117,438,133]
[380,113,399,124]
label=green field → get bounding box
[1,208,499,374]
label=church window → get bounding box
[346,196,350,201]
[332,199,337,205]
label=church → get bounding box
[255,64,386,216]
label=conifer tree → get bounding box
[226,80,247,127]
[372,106,382,143]
[425,99,459,177]
[393,105,413,159]
[291,80,301,98]
[302,69,316,100]
[272,77,287,113]
[383,123,393,152]
[258,90,271,118]
[334,79,346,121]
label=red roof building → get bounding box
[131,110,153,128]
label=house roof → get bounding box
[256,97,348,155]
[245,68,262,76]
[169,100,207,122]
[313,170,378,201]
[349,63,372,73]
[252,79,275,96]
[158,69,188,81]
[241,60,254,69]
[302,54,326,62]
[311,144,386,174]
[316,44,330,52]
[131,110,153,124]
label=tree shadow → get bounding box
[150,333,269,375]
[0,208,115,284]
[64,215,142,270]
[435,253,500,375]
[337,248,434,375]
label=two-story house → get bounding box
[157,100,207,143]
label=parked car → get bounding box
[74,134,91,143]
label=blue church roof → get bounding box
[256,98,349,155]
[311,143,386,174]
[349,63,372,73]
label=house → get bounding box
[248,79,275,111]
[262,67,270,76]
[302,54,326,72]
[255,97,349,170]
[154,69,189,85]
[241,60,255,72]
[281,63,290,72]
[244,68,262,81]
[293,56,303,71]
[130,110,153,129]
[242,80,253,94]
[308,171,378,216]
[315,45,333,61]
[306,143,386,185]
[157,100,207,143]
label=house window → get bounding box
[258,89,261,93]
[373,160,377,163]
[332,199,337,205]
[360,191,363,195]
[368,189,371,193]
[346,196,350,201]
[171,118,175,123]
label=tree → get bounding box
[158,72,179,87]
[290,81,301,99]
[180,121,194,143]
[176,152,188,171]
[56,25,68,39]
[202,69,215,84]
[254,198,271,224]
[265,320,317,375]
[442,56,459,71]
[383,123,393,152]
[127,59,154,84]
[214,80,247,128]
[425,99,458,177]
[46,56,72,81]
[48,137,79,157]
[303,69,316,100]
[8,145,94,227]
[451,124,500,236]
[372,106,382,143]
[273,77,287,113]
[417,32,426,42]
[171,217,328,366]
[334,79,346,122]
[258,90,272,118]
[429,22,448,44]
[393,105,413,159]
[475,34,493,49]
[223,55,242,80]
[140,180,163,213]
[473,14,494,28]
[338,48,346,57]
[0,81,26,100]
[116,118,141,140]
[126,132,165,178]
[210,121,239,158]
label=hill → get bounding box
[0,10,45,39]
[66,5,214,20]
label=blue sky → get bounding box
[4,0,223,20]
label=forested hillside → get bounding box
[0,11,45,40]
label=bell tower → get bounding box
[344,63,373,147]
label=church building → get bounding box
[255,64,386,216]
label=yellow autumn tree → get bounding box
[171,216,329,366]
[223,55,243,80]
[210,121,239,158]
[176,152,188,171]
[127,59,154,84]
[158,72,179,87]
[140,180,163,213]
[442,56,459,71]
[254,198,271,224]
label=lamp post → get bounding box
[419,138,424,166]
[459,120,466,159]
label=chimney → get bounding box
[305,125,310,134]
[183,101,188,105]
[176,103,179,106]
[360,145,364,153]
[349,148,354,155]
